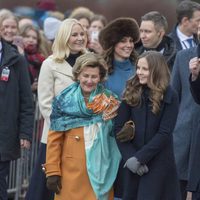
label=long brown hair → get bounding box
[123,51,170,114]
[103,46,138,75]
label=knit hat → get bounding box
[43,17,62,40]
[37,0,56,11]
[99,17,140,50]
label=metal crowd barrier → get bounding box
[7,96,43,200]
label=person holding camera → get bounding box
[87,14,107,54]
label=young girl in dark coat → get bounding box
[114,51,181,200]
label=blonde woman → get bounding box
[25,18,87,200]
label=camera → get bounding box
[90,31,99,42]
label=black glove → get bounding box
[46,175,62,194]
[124,157,141,173]
[136,164,149,176]
[116,121,135,142]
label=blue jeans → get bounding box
[0,160,10,200]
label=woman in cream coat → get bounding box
[25,18,87,200]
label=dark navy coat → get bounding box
[136,35,177,71]
[188,74,200,192]
[0,40,34,161]
[114,86,181,200]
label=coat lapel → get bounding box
[54,60,73,77]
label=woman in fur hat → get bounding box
[99,17,140,99]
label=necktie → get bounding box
[186,38,193,48]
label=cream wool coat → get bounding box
[38,56,74,144]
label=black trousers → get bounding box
[25,143,54,200]
[0,160,10,200]
[180,180,188,200]
[193,192,200,200]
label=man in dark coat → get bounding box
[168,1,200,51]
[171,39,200,199]
[136,11,177,71]
[0,37,34,199]
[187,43,200,200]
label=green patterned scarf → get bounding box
[50,82,121,200]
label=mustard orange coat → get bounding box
[45,127,113,200]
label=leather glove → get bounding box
[136,164,149,176]
[46,175,62,194]
[124,157,141,173]
[116,121,135,142]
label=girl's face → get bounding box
[1,18,18,42]
[114,36,134,61]
[89,20,104,32]
[78,66,100,97]
[68,24,86,54]
[23,29,38,48]
[136,57,150,85]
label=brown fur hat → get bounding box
[99,17,140,50]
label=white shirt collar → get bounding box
[176,26,193,41]
[176,26,194,49]
[0,41,2,52]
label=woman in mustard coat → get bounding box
[45,53,121,200]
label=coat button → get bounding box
[41,164,46,172]
[75,136,80,141]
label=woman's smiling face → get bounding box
[68,24,86,54]
[136,57,150,85]
[78,66,100,97]
[114,36,134,61]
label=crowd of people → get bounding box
[1,0,200,199]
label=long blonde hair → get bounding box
[52,18,87,63]
[123,51,170,114]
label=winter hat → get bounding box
[99,17,140,50]
[37,0,56,11]
[43,17,62,40]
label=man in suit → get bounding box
[169,0,200,51]
[171,21,200,200]
[187,26,200,199]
